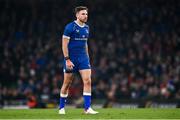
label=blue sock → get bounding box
[59,94,68,109]
[83,92,91,110]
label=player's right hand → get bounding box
[66,59,74,70]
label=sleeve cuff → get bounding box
[62,35,70,39]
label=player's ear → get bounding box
[76,12,79,18]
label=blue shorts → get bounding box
[63,55,91,73]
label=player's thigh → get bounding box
[78,55,91,70]
[63,73,74,84]
[79,69,91,82]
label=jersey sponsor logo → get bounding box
[74,38,88,41]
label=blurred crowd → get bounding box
[0,0,180,107]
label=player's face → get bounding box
[76,10,88,23]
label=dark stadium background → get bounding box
[0,0,180,109]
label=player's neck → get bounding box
[75,20,85,27]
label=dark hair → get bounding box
[75,6,88,14]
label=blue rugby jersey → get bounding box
[63,21,89,56]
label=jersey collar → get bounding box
[74,20,85,28]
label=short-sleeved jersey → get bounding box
[63,21,89,56]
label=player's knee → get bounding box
[83,78,91,86]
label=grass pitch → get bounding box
[0,108,180,119]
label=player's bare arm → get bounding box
[62,37,74,70]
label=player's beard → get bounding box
[80,18,87,23]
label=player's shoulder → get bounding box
[65,21,81,31]
[84,24,89,30]
[84,23,89,28]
